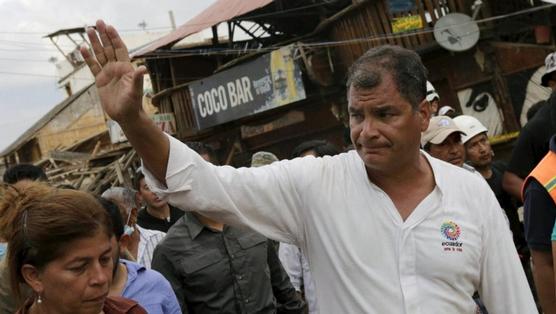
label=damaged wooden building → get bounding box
[132,0,556,165]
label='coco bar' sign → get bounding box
[188,45,306,130]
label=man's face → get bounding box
[430,99,439,115]
[464,133,492,168]
[349,73,429,173]
[138,178,167,209]
[428,133,465,167]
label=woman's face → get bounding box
[30,230,113,314]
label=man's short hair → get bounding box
[346,45,428,110]
[291,140,341,158]
[97,197,124,239]
[3,164,47,184]
[133,171,145,191]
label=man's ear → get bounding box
[21,264,43,294]
[130,207,138,226]
[418,99,431,132]
[135,192,143,207]
[119,235,131,252]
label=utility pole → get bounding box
[168,10,176,30]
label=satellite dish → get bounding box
[433,13,480,52]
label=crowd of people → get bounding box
[2,19,556,313]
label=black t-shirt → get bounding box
[524,179,556,251]
[487,161,525,247]
[508,93,556,178]
[137,205,184,233]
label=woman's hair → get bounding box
[0,181,112,302]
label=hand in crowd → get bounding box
[80,20,147,125]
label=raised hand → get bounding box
[80,20,147,124]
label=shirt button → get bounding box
[237,275,243,280]
[245,298,249,303]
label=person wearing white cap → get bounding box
[453,115,491,177]
[426,81,440,115]
[437,105,457,117]
[541,52,556,90]
[454,115,527,268]
[421,116,466,167]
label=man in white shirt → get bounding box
[101,187,166,268]
[422,116,483,177]
[81,20,536,313]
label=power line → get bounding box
[137,3,556,60]
[0,58,52,62]
[0,38,75,49]
[0,25,173,36]
[123,2,330,31]
[1,4,553,79]
[0,47,59,52]
[0,71,91,80]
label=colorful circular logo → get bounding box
[440,221,461,241]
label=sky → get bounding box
[0,0,217,152]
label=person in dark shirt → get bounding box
[152,212,305,314]
[503,52,556,201]
[523,135,556,314]
[152,142,305,314]
[454,115,524,247]
[135,171,184,232]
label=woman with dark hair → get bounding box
[0,181,146,314]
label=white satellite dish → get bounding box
[433,13,480,52]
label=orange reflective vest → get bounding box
[523,150,556,203]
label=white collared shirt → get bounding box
[279,243,318,314]
[136,225,166,269]
[144,134,536,314]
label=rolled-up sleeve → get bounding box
[143,134,308,244]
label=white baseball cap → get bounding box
[541,52,556,87]
[438,106,455,116]
[426,81,439,102]
[453,115,488,144]
[421,116,466,146]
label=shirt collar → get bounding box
[121,259,145,288]
[184,212,205,239]
[422,150,447,194]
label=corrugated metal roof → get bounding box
[132,0,273,57]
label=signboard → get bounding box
[392,15,423,33]
[387,0,417,12]
[189,45,306,130]
[387,0,422,34]
[153,113,177,135]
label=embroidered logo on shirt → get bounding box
[441,221,460,240]
[440,220,463,252]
